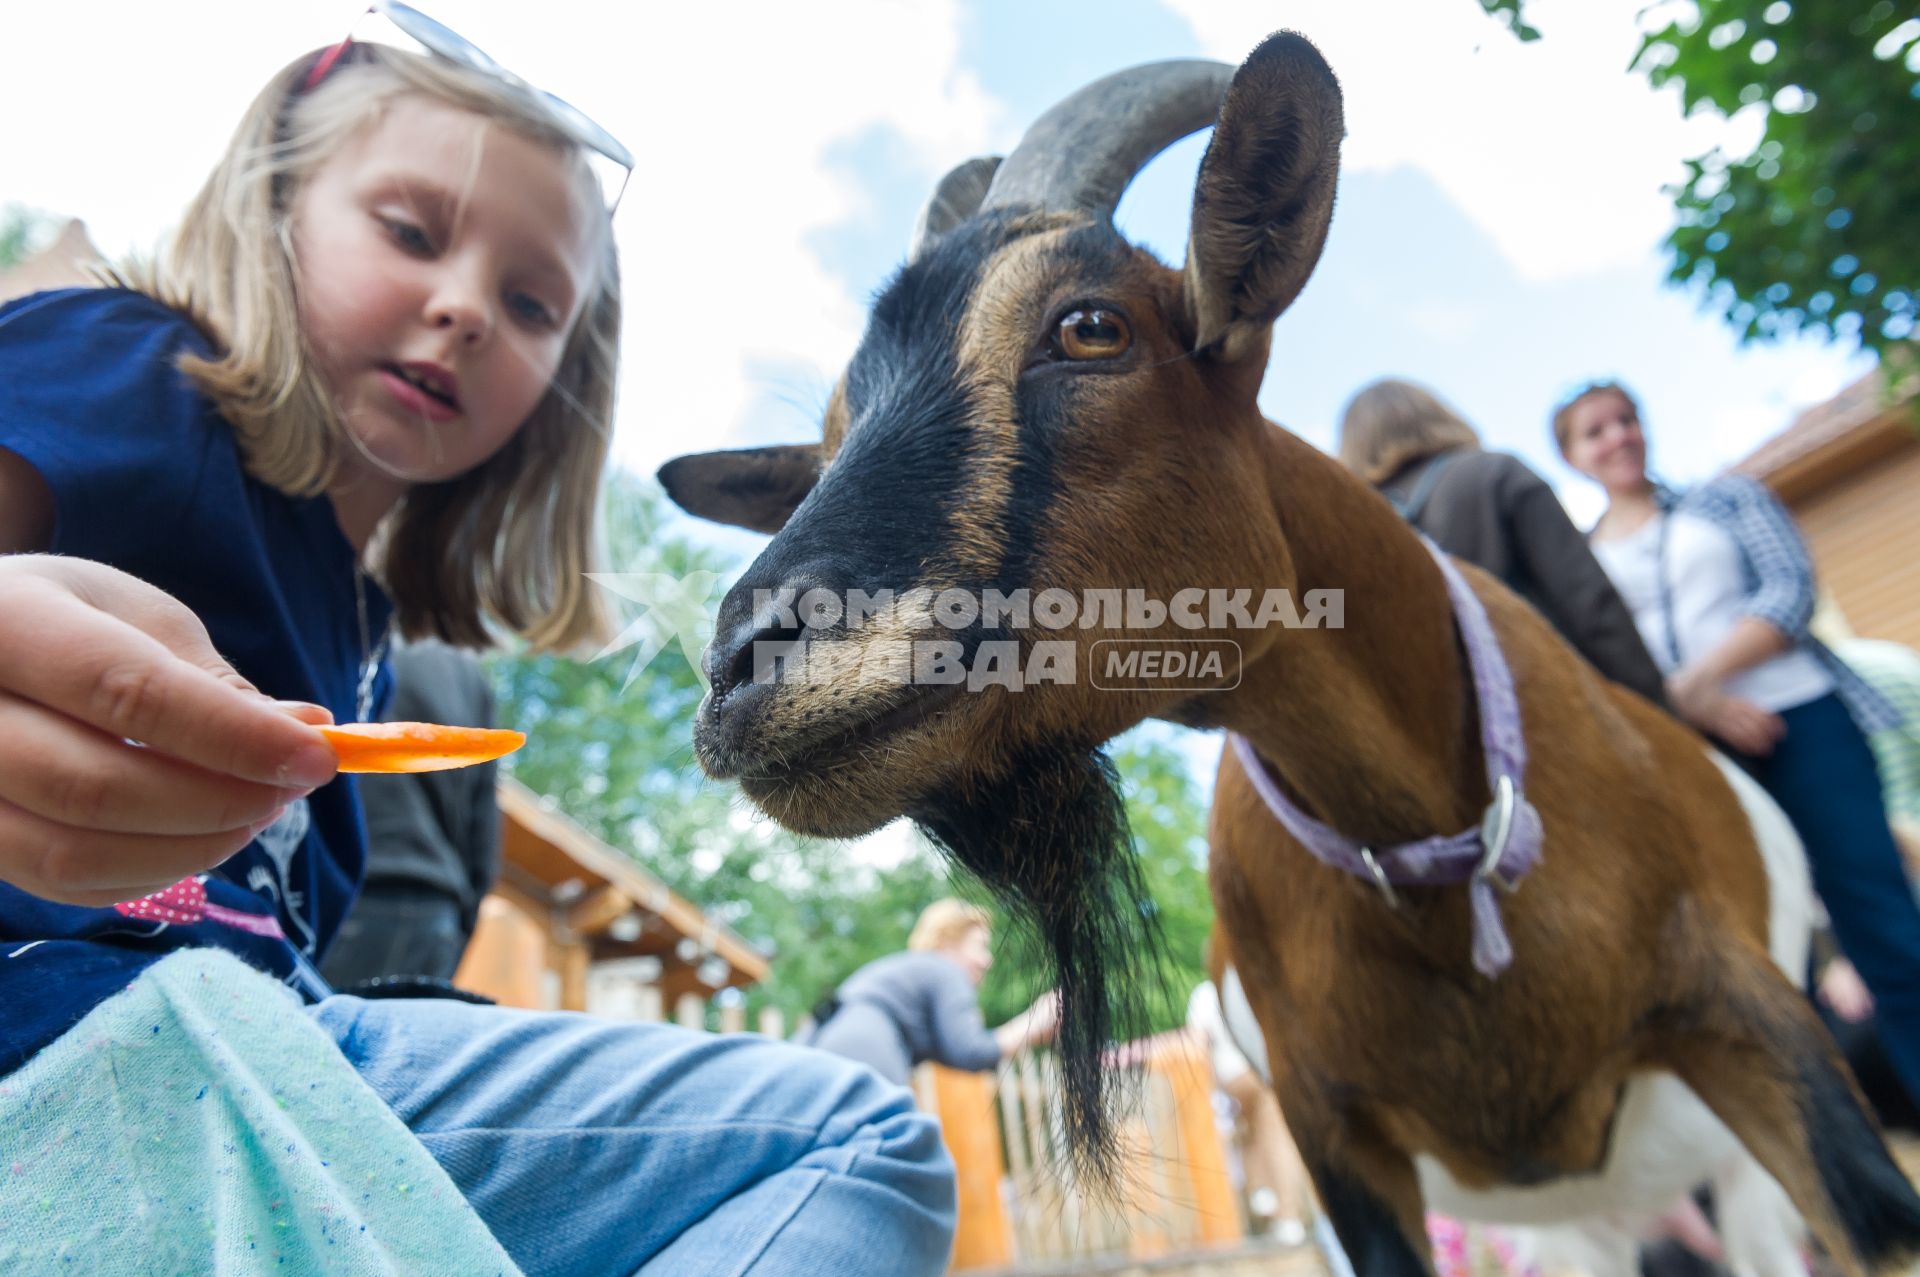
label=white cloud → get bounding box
[1161,0,1760,283]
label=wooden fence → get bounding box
[934,1036,1251,1271]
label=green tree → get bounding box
[1476,0,1541,43]
[1477,0,1920,361]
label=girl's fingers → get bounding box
[0,793,269,907]
[275,701,336,726]
[0,689,304,836]
[0,567,338,789]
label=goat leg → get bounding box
[1280,1091,1434,1277]
[1654,935,1920,1277]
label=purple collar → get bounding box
[1228,540,1543,978]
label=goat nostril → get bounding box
[719,611,808,702]
[709,571,849,708]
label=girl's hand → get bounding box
[1667,671,1785,757]
[0,555,339,906]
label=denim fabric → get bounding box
[1735,692,1920,1102]
[310,996,957,1277]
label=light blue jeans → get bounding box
[309,995,957,1276]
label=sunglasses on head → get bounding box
[304,1,633,214]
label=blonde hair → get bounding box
[1551,381,1641,459]
[116,43,617,651]
[908,899,991,953]
[1336,378,1482,485]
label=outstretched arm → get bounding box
[0,450,336,905]
[993,989,1060,1059]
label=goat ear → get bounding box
[1183,32,1343,365]
[655,444,821,534]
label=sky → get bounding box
[0,1,1880,856]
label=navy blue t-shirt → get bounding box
[0,288,392,1075]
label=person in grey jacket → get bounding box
[806,900,1059,1086]
[1338,377,1669,708]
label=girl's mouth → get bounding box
[379,363,461,422]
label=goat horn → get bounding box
[981,59,1234,220]
[908,155,1003,263]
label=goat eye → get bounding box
[1054,308,1131,361]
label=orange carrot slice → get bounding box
[318,722,527,774]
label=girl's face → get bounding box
[291,95,602,500]
[950,924,993,986]
[1562,389,1649,493]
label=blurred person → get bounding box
[321,639,501,988]
[1337,377,1667,706]
[1558,379,1920,1105]
[1832,636,1920,851]
[807,900,1059,1086]
[1807,628,1920,1131]
[1815,950,1920,1135]
[1186,977,1310,1243]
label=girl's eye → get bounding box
[1052,307,1132,361]
[382,217,434,256]
[507,291,557,328]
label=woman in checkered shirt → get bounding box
[1558,379,1920,1107]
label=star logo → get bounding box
[585,570,724,690]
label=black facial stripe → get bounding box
[836,214,1040,590]
[1000,221,1148,597]
[815,213,1147,604]
[996,373,1056,599]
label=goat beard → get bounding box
[912,745,1161,1184]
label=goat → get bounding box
[658,31,1920,1274]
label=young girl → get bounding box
[0,26,953,1275]
[1557,380,1920,1111]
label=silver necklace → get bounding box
[353,565,392,723]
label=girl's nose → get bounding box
[429,289,491,346]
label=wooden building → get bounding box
[1735,368,1920,646]
[454,777,768,1014]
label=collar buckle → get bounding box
[1475,774,1522,894]
[1358,847,1402,909]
